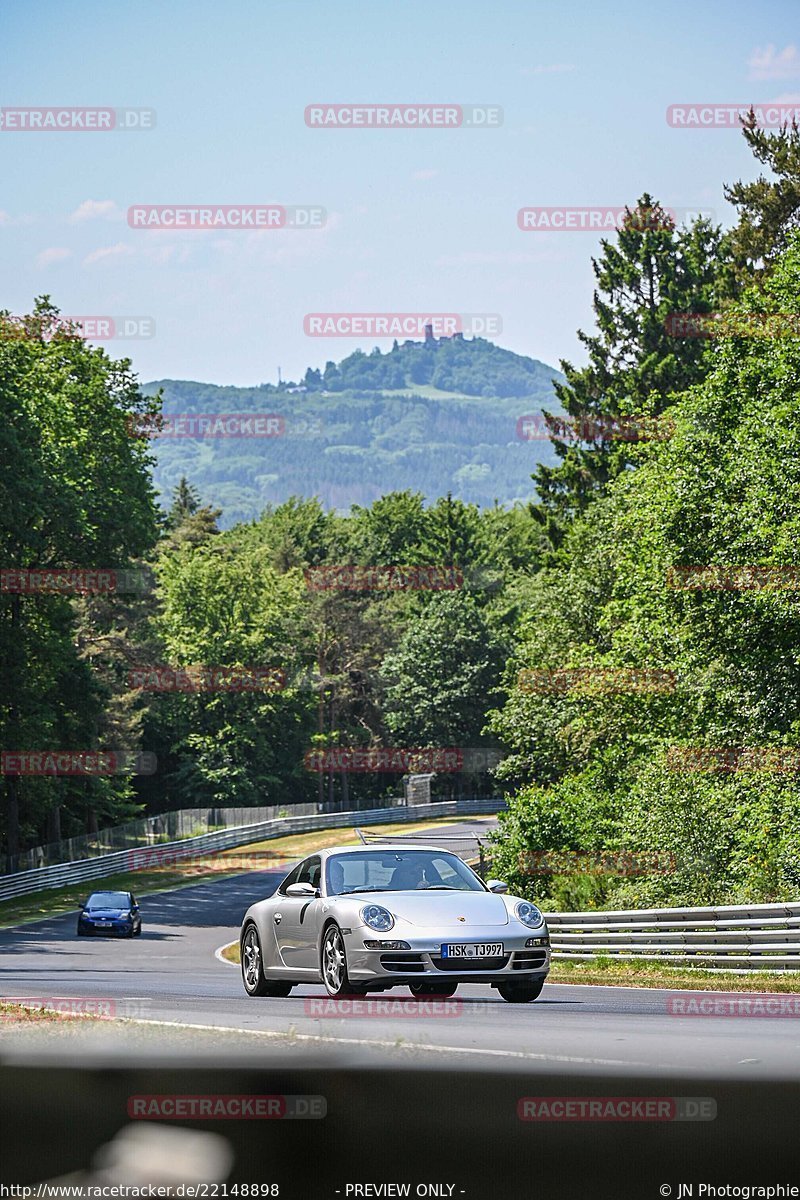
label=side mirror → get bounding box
[286,882,318,898]
[78,903,85,910]
[486,879,508,894]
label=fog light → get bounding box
[525,936,549,947]
[363,940,411,950]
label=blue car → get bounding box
[77,890,142,938]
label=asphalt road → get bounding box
[2,819,799,1077]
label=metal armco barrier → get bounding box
[0,798,505,902]
[544,901,800,970]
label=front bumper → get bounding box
[345,926,550,984]
[78,920,134,936]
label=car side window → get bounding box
[298,856,321,891]
[278,862,303,895]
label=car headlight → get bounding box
[360,904,395,932]
[515,901,544,928]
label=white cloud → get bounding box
[412,168,438,181]
[522,63,576,76]
[748,44,800,81]
[69,199,122,224]
[82,242,134,265]
[36,247,72,268]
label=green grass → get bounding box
[549,956,800,992]
[0,1001,99,1024]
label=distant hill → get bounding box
[142,335,564,524]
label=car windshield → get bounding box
[86,892,130,909]
[325,850,485,895]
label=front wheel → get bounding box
[408,981,458,998]
[241,924,293,997]
[497,978,545,1004]
[321,923,361,998]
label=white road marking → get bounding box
[108,1014,654,1066]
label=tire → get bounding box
[320,923,362,998]
[77,927,88,937]
[134,925,142,937]
[408,981,458,998]
[497,978,545,1004]
[241,923,293,997]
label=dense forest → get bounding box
[142,338,564,521]
[2,112,800,911]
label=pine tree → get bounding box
[724,111,800,283]
[532,196,725,524]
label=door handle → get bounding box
[273,913,282,924]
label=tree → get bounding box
[382,592,506,747]
[532,196,725,525]
[725,112,800,283]
[168,477,201,524]
[0,299,160,864]
[490,235,800,906]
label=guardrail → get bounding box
[544,901,800,970]
[0,798,506,902]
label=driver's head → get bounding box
[391,859,425,889]
[328,858,345,895]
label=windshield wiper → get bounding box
[339,886,396,895]
[419,885,458,890]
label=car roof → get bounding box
[319,843,459,858]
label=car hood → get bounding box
[353,891,510,928]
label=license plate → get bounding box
[95,921,112,927]
[441,942,504,958]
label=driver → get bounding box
[388,864,431,892]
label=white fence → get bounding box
[544,901,800,971]
[0,798,505,902]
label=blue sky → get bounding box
[2,0,799,385]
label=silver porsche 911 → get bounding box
[240,843,550,1003]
